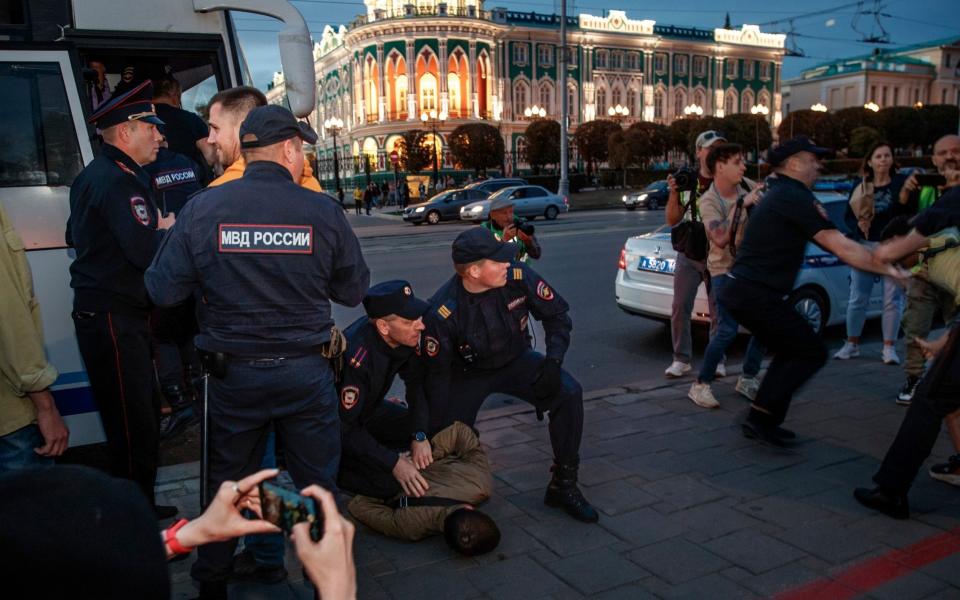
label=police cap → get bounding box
[88,80,164,129]
[766,135,834,167]
[363,280,430,320]
[452,227,518,265]
[239,105,318,148]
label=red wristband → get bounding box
[164,518,194,555]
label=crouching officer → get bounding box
[484,195,541,262]
[337,280,433,500]
[422,227,598,523]
[144,105,369,599]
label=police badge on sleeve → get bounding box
[341,386,359,410]
[129,196,152,226]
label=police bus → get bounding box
[0,0,315,445]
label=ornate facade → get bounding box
[265,1,786,182]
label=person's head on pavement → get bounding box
[0,465,170,599]
[90,80,164,165]
[443,507,501,556]
[452,227,518,293]
[767,136,833,189]
[695,130,726,175]
[238,105,317,182]
[363,280,430,348]
[206,86,267,168]
[932,134,960,174]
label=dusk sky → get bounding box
[233,0,960,90]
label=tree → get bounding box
[776,109,842,149]
[665,118,698,159]
[524,119,561,174]
[607,131,634,187]
[685,116,726,156]
[833,107,879,149]
[918,104,960,150]
[447,122,505,176]
[875,107,925,152]
[626,122,668,167]
[721,113,774,160]
[848,126,884,158]
[395,130,433,175]
[573,119,621,174]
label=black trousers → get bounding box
[874,324,960,496]
[438,350,584,465]
[338,401,412,499]
[72,310,160,504]
[191,354,340,584]
[719,276,828,427]
[151,300,198,396]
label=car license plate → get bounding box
[637,256,675,274]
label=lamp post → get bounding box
[750,104,770,179]
[323,117,344,194]
[811,103,828,112]
[682,103,704,118]
[420,109,447,190]
[523,104,547,119]
[608,104,630,121]
[864,101,880,112]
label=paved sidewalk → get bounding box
[162,340,960,599]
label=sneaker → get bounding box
[882,346,901,365]
[664,361,692,378]
[715,362,727,378]
[833,342,860,360]
[688,381,720,409]
[897,375,920,406]
[735,376,761,401]
[929,454,960,486]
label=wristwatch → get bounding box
[412,431,427,443]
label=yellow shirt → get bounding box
[209,155,322,191]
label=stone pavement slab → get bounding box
[161,340,960,599]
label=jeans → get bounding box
[671,253,718,363]
[698,275,765,383]
[845,255,905,341]
[0,424,53,474]
[902,277,957,377]
[242,430,284,566]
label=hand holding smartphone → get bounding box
[259,479,324,542]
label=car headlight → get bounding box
[639,194,648,201]
[470,206,483,213]
[414,206,425,213]
[622,195,628,202]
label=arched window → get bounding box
[654,88,665,120]
[364,55,380,121]
[724,89,737,115]
[420,73,437,113]
[448,73,461,114]
[612,87,622,108]
[626,88,637,116]
[673,87,687,117]
[567,83,578,123]
[396,75,408,116]
[693,88,706,109]
[539,82,552,114]
[514,81,529,117]
[516,136,528,163]
[757,89,771,111]
[596,88,607,117]
[741,88,755,114]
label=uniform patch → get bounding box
[218,224,313,254]
[507,296,527,311]
[153,168,198,190]
[536,281,554,301]
[512,267,523,281]
[425,336,440,357]
[437,305,452,319]
[813,200,829,221]
[349,346,367,369]
[341,386,359,410]
[129,196,152,226]
[403,285,412,296]
[114,160,137,177]
[520,315,529,331]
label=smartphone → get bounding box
[915,173,947,187]
[258,480,323,542]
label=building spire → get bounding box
[724,12,732,29]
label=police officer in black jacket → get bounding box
[144,105,369,598]
[337,280,433,500]
[66,81,177,516]
[421,227,598,523]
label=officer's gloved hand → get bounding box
[534,358,563,400]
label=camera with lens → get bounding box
[672,167,699,193]
[517,221,535,236]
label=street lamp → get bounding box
[864,101,880,112]
[523,104,547,119]
[608,104,630,121]
[420,109,447,190]
[323,116,344,194]
[811,103,828,112]
[750,104,770,179]
[682,103,704,117]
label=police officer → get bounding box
[720,136,907,447]
[484,196,541,263]
[66,80,177,516]
[421,227,598,523]
[337,280,432,500]
[144,105,369,598]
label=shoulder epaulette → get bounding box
[512,267,524,281]
[348,346,367,369]
[114,160,137,177]
[436,301,454,320]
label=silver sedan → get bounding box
[460,185,569,222]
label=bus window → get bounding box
[0,62,83,187]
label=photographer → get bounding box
[663,130,726,378]
[484,196,541,262]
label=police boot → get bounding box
[160,385,197,441]
[544,462,599,523]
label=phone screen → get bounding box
[258,480,323,542]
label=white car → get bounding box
[460,185,569,222]
[614,192,883,335]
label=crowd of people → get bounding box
[0,67,958,599]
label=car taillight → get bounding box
[618,248,627,270]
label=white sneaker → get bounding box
[664,361,692,378]
[882,346,901,365]
[833,342,860,360]
[715,362,727,378]
[735,376,761,401]
[688,381,720,409]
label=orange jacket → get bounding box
[209,155,322,191]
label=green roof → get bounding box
[804,36,960,74]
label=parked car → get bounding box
[463,177,528,196]
[460,185,569,222]
[614,192,883,335]
[812,176,855,193]
[402,188,490,225]
[623,180,669,210]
